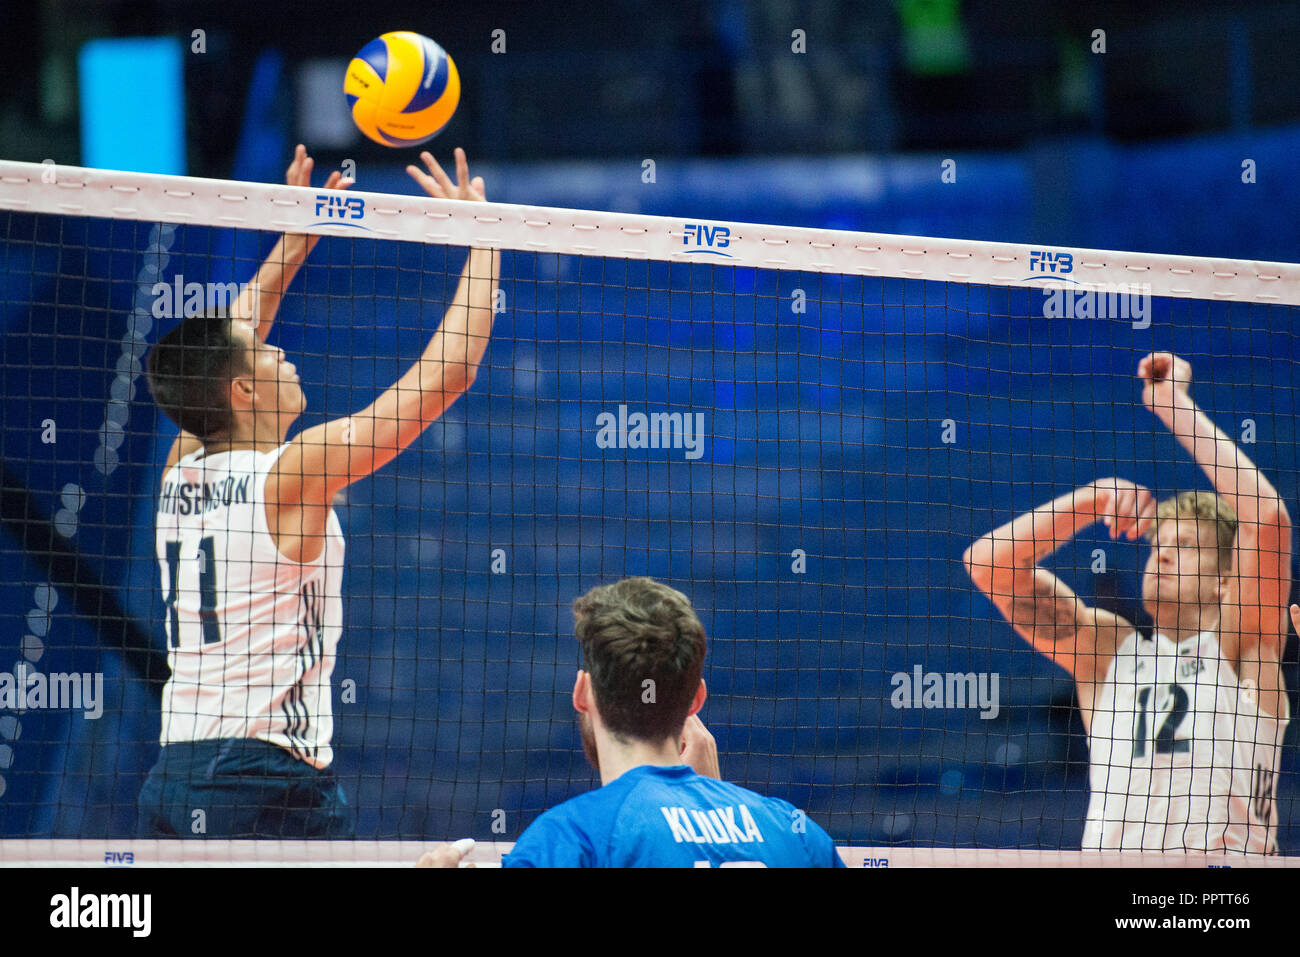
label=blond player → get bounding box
[964,352,1291,853]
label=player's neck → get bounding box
[202,415,290,455]
[594,735,683,787]
[1152,605,1219,644]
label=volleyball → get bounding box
[344,31,460,147]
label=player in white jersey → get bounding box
[964,352,1292,853]
[138,145,500,837]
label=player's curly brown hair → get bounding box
[572,577,707,743]
[1144,490,1238,572]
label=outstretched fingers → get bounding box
[423,150,457,195]
[321,170,354,191]
[454,147,470,193]
[406,148,486,201]
[286,144,307,185]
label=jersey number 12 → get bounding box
[1131,683,1190,758]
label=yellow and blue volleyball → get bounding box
[344,32,460,147]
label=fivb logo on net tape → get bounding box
[1025,248,1074,277]
[313,193,369,229]
[681,222,733,258]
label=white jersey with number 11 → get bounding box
[154,445,344,769]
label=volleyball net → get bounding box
[0,160,1298,863]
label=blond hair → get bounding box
[1145,490,1237,571]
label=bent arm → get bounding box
[267,247,499,562]
[283,246,499,498]
[963,480,1133,692]
[1150,388,1292,640]
[233,231,321,342]
[1150,387,1290,527]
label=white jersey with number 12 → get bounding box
[1084,629,1287,853]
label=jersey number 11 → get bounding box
[163,536,222,647]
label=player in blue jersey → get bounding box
[492,577,843,867]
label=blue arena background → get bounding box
[2,127,1299,847]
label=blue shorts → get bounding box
[137,738,355,839]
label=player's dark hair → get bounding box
[572,577,707,743]
[146,309,249,441]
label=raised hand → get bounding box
[406,147,486,202]
[287,143,353,192]
[1091,476,1158,541]
[1138,351,1192,411]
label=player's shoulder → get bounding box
[508,766,840,868]
[163,433,204,474]
[546,778,634,820]
[676,767,797,810]
[501,784,622,867]
[164,442,287,472]
[524,777,638,836]
[644,769,841,866]
[231,442,297,493]
[1108,627,1146,656]
[161,441,202,484]
[618,764,798,814]
[623,766,829,839]
[521,766,791,836]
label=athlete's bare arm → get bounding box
[162,145,352,475]
[1140,352,1292,718]
[268,148,499,563]
[963,478,1155,730]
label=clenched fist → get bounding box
[1138,352,1192,412]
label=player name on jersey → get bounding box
[157,475,251,515]
[660,804,766,844]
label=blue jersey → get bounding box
[502,765,844,868]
